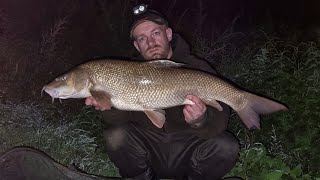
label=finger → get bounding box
[186,101,203,117]
[184,102,197,115]
[85,97,92,106]
[185,105,202,121]
[99,104,107,111]
[93,103,103,110]
[190,96,208,111]
[183,106,194,121]
[186,95,204,110]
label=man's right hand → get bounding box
[85,96,109,111]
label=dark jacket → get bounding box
[101,34,230,138]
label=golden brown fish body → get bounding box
[42,59,287,129]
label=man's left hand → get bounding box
[183,95,207,124]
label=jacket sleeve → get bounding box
[183,55,231,135]
[189,103,230,137]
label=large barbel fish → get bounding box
[42,59,288,129]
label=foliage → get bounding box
[218,33,320,178]
[228,143,315,180]
[0,101,119,177]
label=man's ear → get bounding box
[166,28,173,41]
[133,41,141,53]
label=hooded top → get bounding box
[101,34,230,138]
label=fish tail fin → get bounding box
[237,92,288,129]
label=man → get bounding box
[86,5,240,180]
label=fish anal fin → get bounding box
[203,99,223,111]
[90,90,112,110]
[237,106,261,130]
[144,110,166,128]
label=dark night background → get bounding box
[1,0,319,54]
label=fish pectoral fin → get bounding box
[147,60,185,68]
[90,90,112,110]
[203,99,223,111]
[144,110,166,128]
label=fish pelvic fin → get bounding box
[184,97,224,111]
[144,110,166,128]
[90,90,112,110]
[182,99,195,105]
[237,92,288,130]
[202,99,223,111]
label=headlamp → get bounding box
[133,4,148,15]
[130,4,168,39]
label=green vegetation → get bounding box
[217,34,320,179]
[0,101,119,177]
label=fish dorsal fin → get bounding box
[90,90,112,110]
[144,110,166,128]
[147,60,185,68]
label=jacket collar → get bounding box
[170,33,192,60]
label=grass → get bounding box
[0,101,120,177]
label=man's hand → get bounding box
[183,95,207,124]
[85,96,109,111]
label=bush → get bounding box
[218,33,320,178]
[228,143,314,180]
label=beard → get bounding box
[149,52,167,59]
[145,45,170,60]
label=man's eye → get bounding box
[137,36,146,42]
[153,31,160,36]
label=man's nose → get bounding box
[147,37,156,46]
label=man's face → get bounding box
[132,21,173,60]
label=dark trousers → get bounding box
[104,123,239,180]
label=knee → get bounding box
[193,132,240,161]
[189,133,240,179]
[103,124,131,151]
[212,132,240,159]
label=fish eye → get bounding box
[61,75,67,81]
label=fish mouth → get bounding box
[41,86,74,103]
[41,86,60,103]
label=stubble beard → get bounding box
[145,45,170,60]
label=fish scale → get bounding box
[82,60,249,111]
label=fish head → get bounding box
[42,68,91,101]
